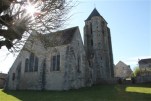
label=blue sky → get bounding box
[0,0,150,73]
[67,0,151,68]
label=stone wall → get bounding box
[114,61,132,78]
[67,28,92,89]
[84,16,114,84]
[6,27,92,90]
[0,73,7,88]
[136,76,151,83]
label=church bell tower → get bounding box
[84,8,114,83]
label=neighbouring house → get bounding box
[138,58,151,76]
[114,61,132,78]
[0,73,7,88]
[6,8,114,90]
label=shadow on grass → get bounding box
[2,84,151,101]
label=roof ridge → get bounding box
[56,26,78,33]
[43,26,79,47]
[116,61,128,66]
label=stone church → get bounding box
[6,8,114,90]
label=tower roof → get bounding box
[86,8,101,21]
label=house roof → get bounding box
[115,61,130,68]
[115,61,128,67]
[115,61,132,72]
[138,58,151,64]
[43,26,78,47]
[0,73,7,79]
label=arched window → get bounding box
[12,73,15,81]
[56,55,60,71]
[34,57,39,71]
[29,53,34,72]
[90,23,93,34]
[25,58,29,72]
[25,53,39,72]
[91,39,93,46]
[77,56,81,73]
[17,62,21,80]
[52,56,56,71]
[51,54,60,71]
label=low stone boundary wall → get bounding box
[136,76,151,83]
[93,76,151,85]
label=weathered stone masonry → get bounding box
[7,8,114,90]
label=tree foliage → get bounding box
[133,66,140,77]
[133,66,151,77]
[0,0,74,52]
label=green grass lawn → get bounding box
[0,84,151,101]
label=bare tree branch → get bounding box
[0,0,76,53]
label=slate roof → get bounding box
[43,26,78,47]
[85,8,107,23]
[116,61,129,67]
[139,58,151,64]
[86,8,101,20]
[86,8,101,21]
[0,73,7,80]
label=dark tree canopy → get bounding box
[0,0,74,52]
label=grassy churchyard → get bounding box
[0,84,151,101]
